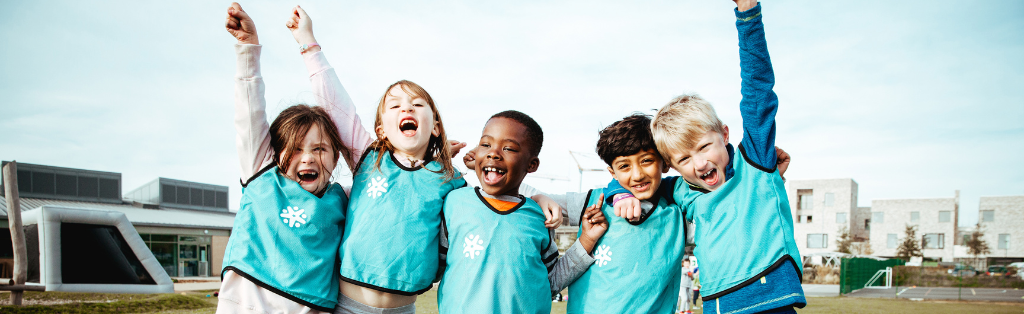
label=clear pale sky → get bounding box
[1,1,1021,227]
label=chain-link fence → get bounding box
[839,257,905,294]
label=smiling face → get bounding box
[664,126,731,191]
[607,149,668,201]
[282,125,338,194]
[375,84,439,161]
[475,117,539,196]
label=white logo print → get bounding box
[462,234,485,259]
[366,176,389,199]
[594,245,612,267]
[280,206,309,228]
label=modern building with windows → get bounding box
[869,192,959,262]
[785,179,869,259]
[972,195,1024,266]
[0,161,234,278]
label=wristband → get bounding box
[299,43,320,53]
[612,193,635,204]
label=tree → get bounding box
[835,226,853,254]
[966,223,991,268]
[895,224,923,262]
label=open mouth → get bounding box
[699,168,719,187]
[399,117,418,137]
[481,166,507,186]
[297,170,319,184]
[631,182,651,193]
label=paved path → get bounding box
[802,284,840,297]
[847,286,1024,302]
[172,277,221,292]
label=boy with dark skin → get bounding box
[438,111,608,314]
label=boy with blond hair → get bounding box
[608,1,804,313]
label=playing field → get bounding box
[412,290,1024,314]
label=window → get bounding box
[910,211,920,223]
[962,234,971,245]
[807,216,813,223]
[923,233,944,249]
[836,213,848,224]
[888,234,898,248]
[799,193,813,211]
[807,234,828,249]
[981,210,994,223]
[865,219,870,231]
[872,212,884,224]
[999,234,1010,250]
[938,211,951,223]
[824,193,835,207]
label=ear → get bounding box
[527,156,540,173]
[375,125,386,139]
[721,125,730,144]
[432,121,441,137]
[661,160,670,173]
[607,166,615,176]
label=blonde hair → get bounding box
[363,80,459,183]
[650,94,724,159]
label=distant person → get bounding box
[219,3,350,312]
[692,266,701,310]
[679,259,695,314]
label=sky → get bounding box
[1,1,1022,227]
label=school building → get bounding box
[0,161,234,278]
[787,177,1024,267]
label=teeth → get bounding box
[482,167,505,174]
[701,169,713,178]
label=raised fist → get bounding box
[225,2,258,45]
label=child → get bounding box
[285,7,563,313]
[616,1,806,312]
[221,3,349,312]
[679,259,694,314]
[438,110,608,313]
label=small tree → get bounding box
[966,223,991,268]
[896,224,923,262]
[835,226,853,254]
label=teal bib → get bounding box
[681,144,803,298]
[568,188,686,314]
[340,150,466,294]
[438,187,552,314]
[222,167,347,311]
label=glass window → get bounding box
[887,234,898,248]
[872,212,884,224]
[938,211,951,223]
[981,210,995,222]
[150,242,177,277]
[836,213,848,224]
[999,234,1010,250]
[807,216,813,223]
[910,211,920,223]
[824,193,834,207]
[151,234,176,242]
[923,233,944,249]
[807,234,827,249]
[800,194,813,211]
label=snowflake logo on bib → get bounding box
[594,245,612,267]
[280,206,309,228]
[462,234,485,259]
[366,176,389,199]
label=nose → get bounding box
[693,154,710,171]
[483,145,501,160]
[300,150,316,164]
[629,164,645,182]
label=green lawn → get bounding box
[3,291,1023,313]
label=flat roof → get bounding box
[0,196,234,230]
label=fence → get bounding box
[839,257,905,294]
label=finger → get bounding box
[295,5,308,19]
[633,202,641,220]
[543,206,553,223]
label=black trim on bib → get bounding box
[389,151,425,171]
[474,187,527,215]
[700,255,802,301]
[738,143,777,174]
[579,189,595,224]
[624,181,673,226]
[222,267,334,312]
[241,163,276,188]
[339,275,432,296]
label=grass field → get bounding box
[2,290,1024,313]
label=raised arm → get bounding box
[547,203,606,295]
[735,1,779,170]
[227,2,275,182]
[287,6,374,172]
